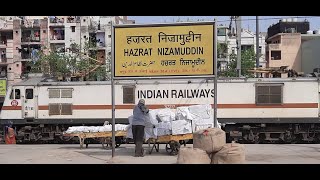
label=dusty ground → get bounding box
[1,143,320,164]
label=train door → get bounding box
[22,86,35,119]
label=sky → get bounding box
[129,16,320,32]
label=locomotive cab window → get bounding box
[123,86,135,104]
[256,84,283,105]
[9,89,14,99]
[15,89,20,99]
[26,89,33,99]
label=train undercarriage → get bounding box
[224,123,320,144]
[2,122,320,144]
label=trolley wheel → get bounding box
[165,141,181,155]
[108,142,121,148]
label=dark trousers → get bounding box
[132,125,145,156]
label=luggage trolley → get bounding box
[147,133,193,155]
[147,123,214,155]
[63,131,127,149]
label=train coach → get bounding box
[0,75,319,143]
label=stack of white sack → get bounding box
[156,108,175,122]
[176,104,221,132]
[65,124,128,134]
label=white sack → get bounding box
[172,120,192,135]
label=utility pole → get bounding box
[256,16,260,78]
[235,16,241,77]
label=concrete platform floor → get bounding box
[1,144,320,164]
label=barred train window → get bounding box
[61,104,72,115]
[49,89,73,98]
[49,89,60,98]
[61,89,72,98]
[256,84,283,105]
[49,103,73,115]
[123,86,135,104]
[49,103,60,115]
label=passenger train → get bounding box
[1,74,320,143]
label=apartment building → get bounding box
[217,26,266,71]
[0,16,135,86]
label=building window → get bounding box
[271,51,281,60]
[71,26,75,32]
[241,45,253,51]
[256,84,283,105]
[25,89,33,99]
[16,64,19,67]
[217,28,227,36]
[123,86,135,104]
[258,46,262,54]
[108,35,111,38]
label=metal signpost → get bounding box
[111,20,217,157]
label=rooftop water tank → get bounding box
[292,17,298,22]
[282,18,287,22]
[286,18,292,22]
[307,30,313,34]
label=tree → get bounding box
[220,48,256,78]
[25,40,107,81]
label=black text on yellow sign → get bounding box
[114,22,215,78]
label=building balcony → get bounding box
[67,16,80,23]
[49,17,65,26]
[21,19,40,28]
[50,39,65,44]
[266,44,281,51]
[21,36,41,43]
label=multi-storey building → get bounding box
[217,26,266,71]
[0,16,135,86]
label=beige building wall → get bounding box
[266,33,302,72]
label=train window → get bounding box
[9,89,14,99]
[61,104,72,115]
[49,104,60,115]
[26,89,33,99]
[61,89,72,98]
[49,89,60,98]
[123,86,135,104]
[256,84,283,105]
[15,89,20,99]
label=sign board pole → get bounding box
[111,21,116,158]
[213,19,218,128]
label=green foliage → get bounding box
[26,40,106,81]
[220,48,256,78]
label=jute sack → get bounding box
[177,147,211,164]
[193,128,226,153]
[211,143,245,164]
